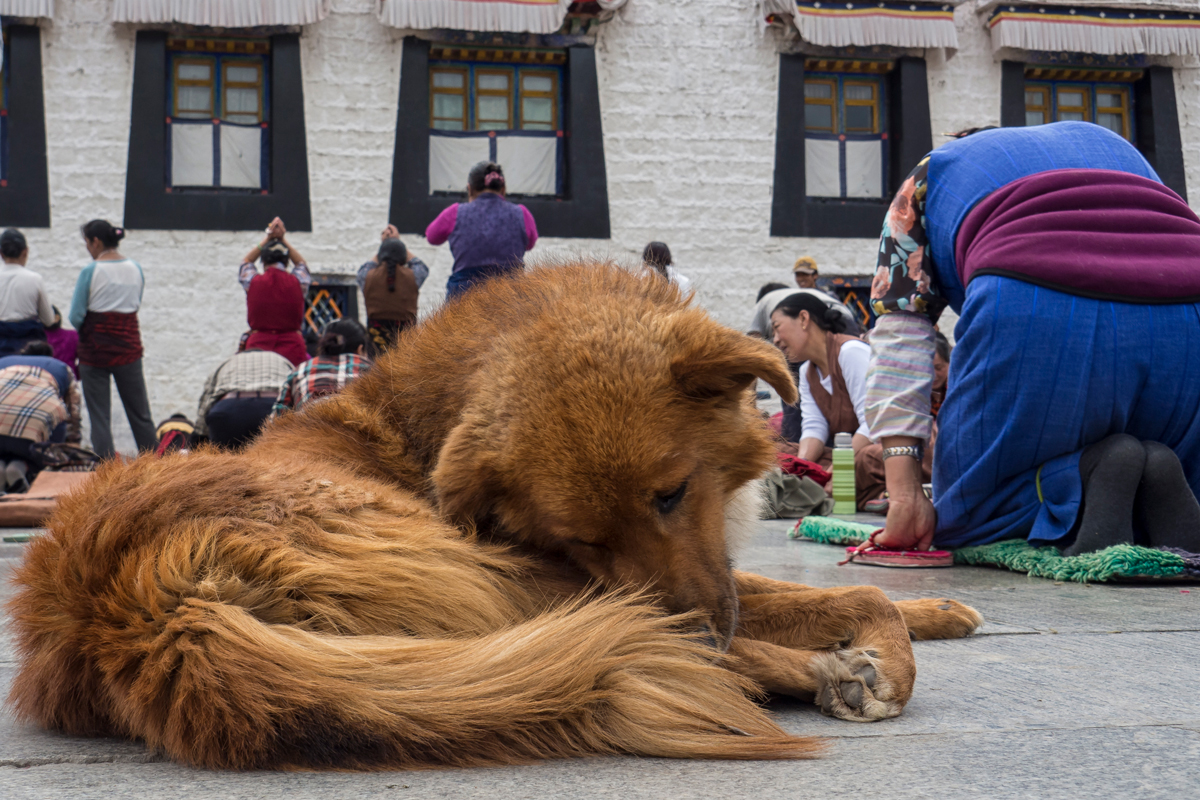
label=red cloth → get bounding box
[775,453,832,487]
[77,312,143,368]
[244,330,309,366]
[247,268,305,333]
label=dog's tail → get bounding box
[10,579,821,770]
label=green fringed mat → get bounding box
[790,516,1199,584]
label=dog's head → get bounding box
[431,273,797,652]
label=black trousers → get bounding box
[205,397,276,449]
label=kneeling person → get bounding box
[196,349,294,449]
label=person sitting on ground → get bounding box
[642,242,692,294]
[44,306,79,379]
[195,348,295,449]
[426,161,538,300]
[239,216,312,366]
[771,293,928,513]
[357,224,428,351]
[271,319,372,418]
[70,219,157,459]
[0,228,55,357]
[0,341,83,493]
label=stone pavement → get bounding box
[2,521,1197,799]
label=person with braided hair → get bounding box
[357,224,428,351]
[425,161,538,300]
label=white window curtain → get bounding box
[429,131,559,196]
[805,136,885,199]
[170,121,265,190]
[0,1,54,16]
[113,0,330,26]
[775,1,960,49]
[378,0,572,34]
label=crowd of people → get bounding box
[5,125,1198,562]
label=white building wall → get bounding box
[19,0,1200,452]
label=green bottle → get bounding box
[831,432,856,516]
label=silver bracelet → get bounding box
[882,444,924,461]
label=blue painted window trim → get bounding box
[164,49,272,193]
[429,61,564,133]
[804,72,889,201]
[1025,79,1136,144]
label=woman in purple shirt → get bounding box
[425,161,538,300]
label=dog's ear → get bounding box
[671,328,799,405]
[431,416,505,529]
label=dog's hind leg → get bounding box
[731,586,917,722]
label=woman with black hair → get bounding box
[238,216,312,366]
[357,224,429,351]
[68,219,156,458]
[425,161,538,299]
[770,292,913,511]
[270,318,372,417]
[641,241,691,293]
[0,228,55,356]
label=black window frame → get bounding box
[1001,60,1187,202]
[0,24,50,227]
[770,54,932,238]
[389,37,609,240]
[123,30,312,231]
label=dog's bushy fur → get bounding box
[8,262,980,770]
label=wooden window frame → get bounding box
[474,67,514,131]
[221,59,264,124]
[518,69,558,131]
[429,65,468,130]
[1053,83,1091,124]
[1024,84,1050,127]
[803,77,837,133]
[842,78,880,134]
[172,56,216,119]
[1095,84,1131,141]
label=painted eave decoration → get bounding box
[112,0,331,26]
[0,0,54,17]
[981,1,1200,55]
[785,1,961,49]
[378,0,627,34]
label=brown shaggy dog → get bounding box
[7,263,981,770]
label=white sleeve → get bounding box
[798,364,829,444]
[839,340,873,439]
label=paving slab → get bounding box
[2,523,1197,799]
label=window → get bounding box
[0,23,50,227]
[123,31,312,231]
[166,41,271,191]
[802,72,887,200]
[770,55,933,238]
[389,38,610,239]
[426,55,565,197]
[1023,71,1136,142]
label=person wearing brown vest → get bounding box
[770,293,931,512]
[357,225,428,352]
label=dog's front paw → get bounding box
[812,648,904,722]
[894,598,983,640]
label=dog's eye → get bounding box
[654,482,688,514]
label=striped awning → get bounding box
[378,0,590,33]
[779,1,960,49]
[112,1,331,27]
[982,2,1200,56]
[0,0,54,16]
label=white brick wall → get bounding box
[19,0,1200,452]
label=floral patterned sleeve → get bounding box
[870,157,946,322]
[864,157,942,443]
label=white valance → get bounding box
[377,0,573,34]
[781,1,960,50]
[0,0,54,17]
[982,2,1200,56]
[113,1,331,27]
